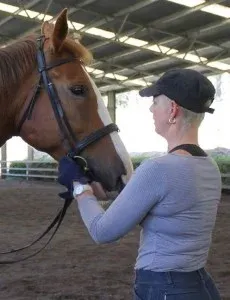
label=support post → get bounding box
[1,143,7,179]
[27,145,34,180]
[27,145,34,161]
[107,91,116,123]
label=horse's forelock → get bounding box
[63,38,93,65]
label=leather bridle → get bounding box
[0,36,119,264]
[18,35,119,157]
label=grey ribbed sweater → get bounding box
[77,153,221,271]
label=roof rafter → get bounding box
[79,0,160,32]
[0,0,228,92]
[0,0,43,29]
[84,0,226,53]
[0,0,228,74]
[0,0,98,43]
[81,0,229,73]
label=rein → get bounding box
[1,36,118,264]
[0,198,72,264]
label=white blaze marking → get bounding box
[84,70,133,183]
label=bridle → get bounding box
[18,35,118,157]
[0,36,119,264]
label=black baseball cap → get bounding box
[139,69,215,114]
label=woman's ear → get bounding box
[170,101,179,118]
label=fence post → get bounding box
[1,143,7,179]
[107,91,116,123]
[27,146,34,180]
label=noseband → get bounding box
[1,36,119,264]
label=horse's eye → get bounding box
[70,85,87,96]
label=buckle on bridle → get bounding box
[67,154,89,173]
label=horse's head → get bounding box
[18,9,133,194]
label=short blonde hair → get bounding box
[163,95,211,128]
[180,107,205,128]
[180,99,212,128]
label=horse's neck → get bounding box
[0,105,19,147]
[0,132,11,147]
[0,98,18,146]
[0,78,37,147]
[0,37,37,146]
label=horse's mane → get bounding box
[0,39,37,103]
[0,35,92,104]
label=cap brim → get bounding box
[139,84,161,97]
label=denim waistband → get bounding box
[134,268,209,285]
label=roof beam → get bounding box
[1,1,222,74]
[0,0,155,89]
[79,0,160,32]
[0,0,44,37]
[85,0,226,52]
[151,0,224,28]
[1,0,228,71]
[0,0,98,43]
[92,58,156,78]
[84,3,229,73]
[93,74,138,91]
[90,39,227,75]
[0,0,228,91]
[96,63,227,94]
[92,34,230,73]
[72,0,230,88]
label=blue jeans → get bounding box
[133,268,221,300]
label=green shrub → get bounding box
[8,161,26,175]
[131,155,150,169]
[8,160,57,181]
[27,161,57,181]
[212,155,230,186]
[213,155,230,172]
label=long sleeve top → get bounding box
[77,153,221,271]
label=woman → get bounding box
[58,68,222,300]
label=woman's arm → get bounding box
[76,160,164,243]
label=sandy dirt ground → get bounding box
[0,179,229,300]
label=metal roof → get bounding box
[0,0,229,94]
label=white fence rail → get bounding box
[0,160,230,190]
[0,160,58,180]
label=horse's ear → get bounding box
[52,8,68,52]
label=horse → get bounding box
[0,8,133,195]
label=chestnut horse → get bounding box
[0,9,133,193]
